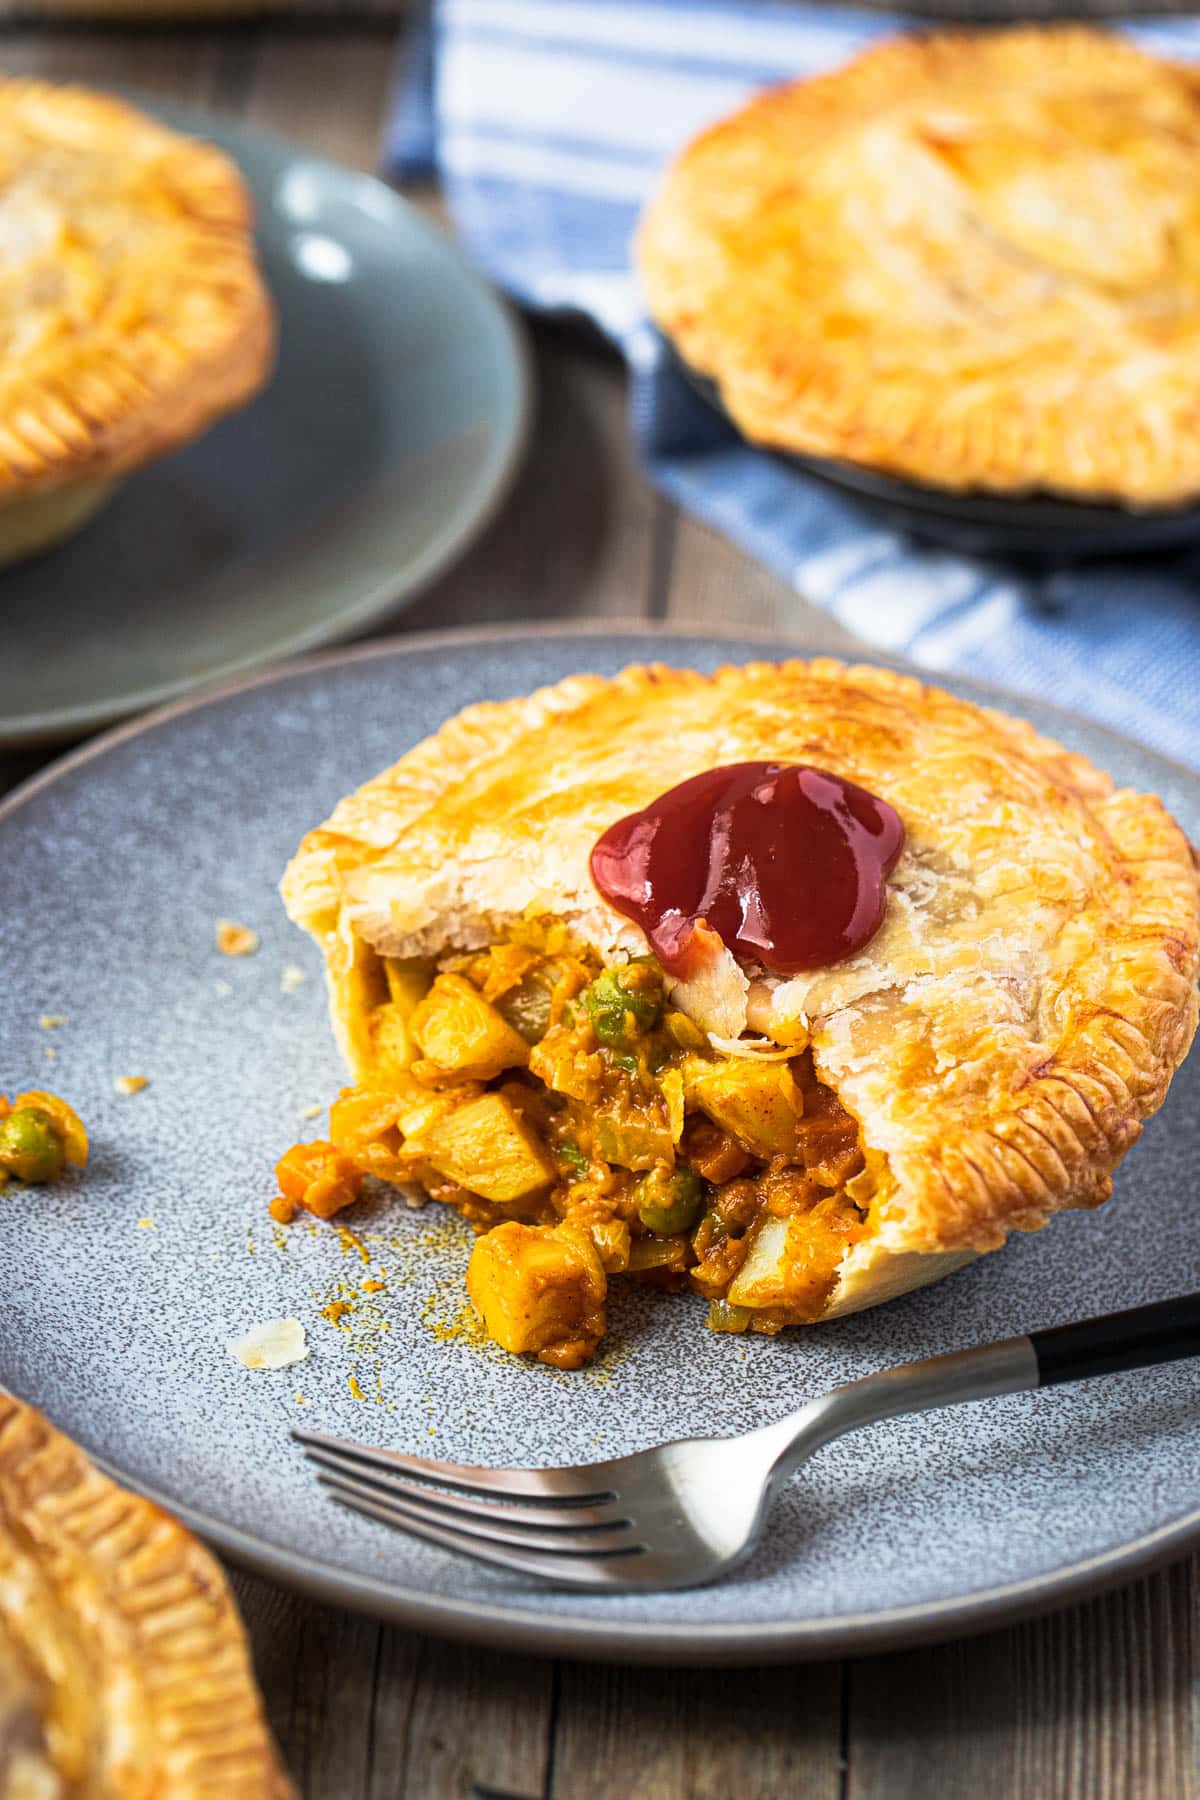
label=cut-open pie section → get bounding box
[273,933,888,1366]
[276,659,1200,1368]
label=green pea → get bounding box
[0,1107,65,1183]
[708,1299,753,1334]
[634,1165,703,1236]
[583,965,662,1049]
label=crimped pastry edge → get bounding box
[281,657,1200,1302]
[0,1394,293,1797]
[636,27,1200,508]
[0,78,274,500]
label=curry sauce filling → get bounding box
[273,937,877,1368]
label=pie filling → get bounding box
[272,932,878,1368]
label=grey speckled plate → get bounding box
[0,106,530,749]
[2,625,1199,1666]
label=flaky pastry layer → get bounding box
[282,659,1199,1313]
[0,77,273,499]
[638,28,1200,506]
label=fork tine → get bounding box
[317,1469,641,1555]
[326,1487,647,1588]
[301,1443,629,1530]
[291,1426,617,1503]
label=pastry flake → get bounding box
[0,77,274,558]
[637,28,1200,505]
[279,661,1200,1361]
[0,1394,293,1796]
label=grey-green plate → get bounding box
[0,107,530,749]
[2,625,1198,1666]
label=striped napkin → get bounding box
[389,0,1200,769]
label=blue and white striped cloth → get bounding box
[388,0,1200,768]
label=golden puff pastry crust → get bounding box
[283,659,1200,1288]
[0,77,273,504]
[0,1394,292,1798]
[637,28,1200,506]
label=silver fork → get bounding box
[294,1293,1200,1592]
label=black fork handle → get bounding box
[1031,1293,1200,1387]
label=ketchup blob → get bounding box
[589,762,904,978]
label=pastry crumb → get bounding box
[293,1392,309,1405]
[226,1317,308,1370]
[280,964,307,993]
[216,919,259,957]
[38,1013,67,1029]
[300,1103,322,1121]
[113,1075,149,1096]
[348,1374,365,1401]
[44,1047,58,1062]
[137,1217,156,1230]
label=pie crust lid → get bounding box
[0,78,274,502]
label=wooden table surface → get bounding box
[2,22,1197,1799]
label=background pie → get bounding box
[0,77,273,565]
[638,28,1200,506]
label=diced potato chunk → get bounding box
[410,973,530,1081]
[371,1000,419,1074]
[726,1209,848,1318]
[467,1221,606,1365]
[422,1092,556,1204]
[684,1057,804,1159]
[366,956,434,1075]
[528,1036,602,1103]
[592,1104,675,1172]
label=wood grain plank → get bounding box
[847,1562,1195,1800]
[240,30,398,168]
[367,1634,553,1800]
[0,27,224,98]
[231,1566,383,1799]
[665,510,864,654]
[402,337,661,633]
[550,1660,844,1800]
[231,1569,553,1800]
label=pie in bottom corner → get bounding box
[274,659,1200,1367]
[0,1393,292,1797]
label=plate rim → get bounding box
[0,107,533,751]
[4,618,1198,1665]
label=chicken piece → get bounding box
[467,1221,606,1366]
